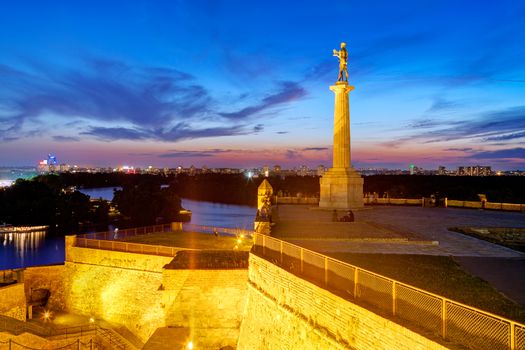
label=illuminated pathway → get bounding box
[274,205,525,257]
[272,204,525,306]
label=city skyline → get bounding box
[1,1,525,170]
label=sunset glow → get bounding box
[1,1,524,170]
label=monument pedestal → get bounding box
[319,167,363,209]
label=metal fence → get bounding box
[76,223,254,241]
[253,233,525,350]
[74,238,184,257]
[182,223,254,237]
[77,224,172,241]
[0,317,127,349]
[73,223,253,256]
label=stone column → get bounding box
[330,82,354,169]
[319,81,363,209]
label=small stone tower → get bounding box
[254,179,273,234]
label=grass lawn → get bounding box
[449,227,525,253]
[117,231,253,251]
[326,253,525,323]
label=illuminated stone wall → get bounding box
[63,261,165,342]
[163,269,248,349]
[66,243,173,272]
[23,244,248,346]
[24,265,67,310]
[238,254,450,350]
[63,245,173,342]
[0,283,26,321]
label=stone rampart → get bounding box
[24,265,67,310]
[66,244,173,272]
[238,254,452,350]
[63,261,165,343]
[275,196,319,205]
[22,239,249,346]
[163,268,248,348]
[0,283,26,321]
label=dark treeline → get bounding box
[0,177,110,234]
[58,172,166,189]
[171,174,321,206]
[0,174,182,234]
[2,173,523,233]
[364,175,525,203]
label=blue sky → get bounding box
[1,0,524,170]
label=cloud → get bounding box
[128,152,154,157]
[80,127,149,141]
[0,57,214,140]
[276,131,289,134]
[483,131,525,142]
[159,149,233,158]
[302,147,329,151]
[427,97,462,113]
[52,135,80,142]
[390,106,525,146]
[445,147,474,152]
[407,119,441,129]
[465,148,525,160]
[219,81,307,120]
[285,150,299,159]
[81,122,252,142]
[253,124,264,133]
[0,57,284,142]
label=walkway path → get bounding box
[273,205,525,257]
[272,205,525,305]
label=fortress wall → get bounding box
[23,243,248,345]
[163,268,248,349]
[62,243,173,342]
[24,265,67,310]
[62,261,165,343]
[238,254,450,350]
[0,283,26,321]
[66,244,173,272]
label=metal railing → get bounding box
[74,238,185,257]
[0,317,128,349]
[182,223,254,237]
[253,233,525,350]
[73,223,253,256]
[77,224,172,241]
[77,223,254,241]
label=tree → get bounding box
[112,183,182,227]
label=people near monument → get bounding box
[339,210,354,222]
[332,209,338,222]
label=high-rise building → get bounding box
[458,166,492,176]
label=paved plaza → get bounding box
[272,205,525,305]
[273,205,525,257]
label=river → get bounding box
[0,188,255,270]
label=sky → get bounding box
[1,1,524,170]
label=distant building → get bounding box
[262,165,270,177]
[317,165,326,176]
[458,166,492,176]
[37,159,49,173]
[298,165,309,176]
[437,166,446,175]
